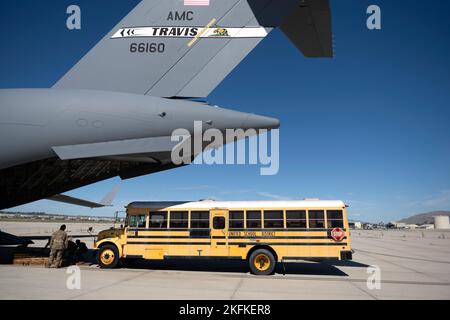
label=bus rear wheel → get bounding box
[97,244,119,269]
[249,249,276,275]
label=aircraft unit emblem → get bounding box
[212,28,229,37]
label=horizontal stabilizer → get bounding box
[0,231,34,246]
[47,185,120,208]
[47,194,107,208]
[280,0,333,57]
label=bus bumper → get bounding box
[340,250,353,260]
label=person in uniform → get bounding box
[75,239,89,262]
[47,225,68,268]
[66,238,77,265]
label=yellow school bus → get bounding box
[95,200,352,275]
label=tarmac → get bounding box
[0,225,450,300]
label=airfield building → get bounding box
[434,216,450,230]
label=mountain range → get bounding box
[398,211,450,225]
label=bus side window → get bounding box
[149,211,167,229]
[229,210,244,229]
[191,211,210,229]
[129,215,146,228]
[264,210,284,228]
[308,210,325,229]
[170,211,188,229]
[286,210,307,228]
[128,215,137,228]
[246,211,261,229]
[327,210,344,228]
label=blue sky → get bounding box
[1,0,450,222]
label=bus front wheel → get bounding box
[97,244,119,269]
[249,249,276,275]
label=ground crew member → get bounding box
[47,225,68,268]
[66,238,77,265]
[76,239,88,253]
[75,239,89,262]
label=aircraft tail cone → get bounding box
[243,114,280,131]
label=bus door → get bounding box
[210,209,228,256]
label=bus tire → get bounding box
[249,249,276,275]
[97,244,119,269]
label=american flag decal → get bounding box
[184,0,210,6]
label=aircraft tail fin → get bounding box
[100,185,121,206]
[54,0,333,98]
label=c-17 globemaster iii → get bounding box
[0,0,333,210]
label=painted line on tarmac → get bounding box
[355,250,448,283]
[79,266,450,287]
[354,248,450,264]
[68,269,156,300]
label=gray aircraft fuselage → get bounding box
[0,89,278,170]
[0,88,279,209]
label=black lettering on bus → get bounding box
[262,231,275,237]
